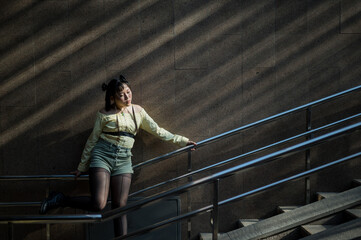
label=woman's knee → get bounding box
[92,199,107,211]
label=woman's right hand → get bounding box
[187,141,197,151]
[70,170,82,178]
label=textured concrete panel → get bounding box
[140,0,174,36]
[174,27,209,69]
[174,69,211,136]
[0,106,38,174]
[174,69,243,137]
[276,70,310,110]
[0,76,36,107]
[0,0,34,37]
[32,1,69,33]
[0,35,34,78]
[70,37,106,76]
[33,70,76,172]
[33,1,70,72]
[338,36,361,87]
[174,0,211,69]
[207,35,242,68]
[36,71,73,104]
[35,113,77,173]
[0,107,4,175]
[275,32,309,75]
[141,70,176,123]
[0,34,36,107]
[203,0,242,35]
[104,0,141,71]
[341,0,361,33]
[307,0,339,35]
[242,1,275,68]
[242,67,277,123]
[276,0,307,34]
[308,67,341,101]
[70,37,107,108]
[68,0,103,34]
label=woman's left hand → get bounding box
[187,141,197,151]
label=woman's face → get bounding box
[114,84,132,109]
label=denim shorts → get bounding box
[90,138,133,176]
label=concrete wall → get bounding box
[1,0,361,239]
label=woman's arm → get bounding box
[139,107,195,148]
[76,112,105,173]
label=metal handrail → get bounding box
[2,121,360,228]
[4,113,361,208]
[103,121,361,220]
[0,214,102,224]
[133,84,361,169]
[0,202,41,207]
[115,121,361,239]
[128,112,361,197]
[0,175,89,181]
[116,151,361,240]
[1,85,361,182]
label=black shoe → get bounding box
[39,192,65,214]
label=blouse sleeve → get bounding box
[78,113,105,172]
[139,108,189,147]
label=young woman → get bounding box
[40,75,196,237]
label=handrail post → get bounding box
[305,107,312,204]
[212,179,220,240]
[187,151,192,240]
[46,184,51,239]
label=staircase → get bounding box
[200,179,361,240]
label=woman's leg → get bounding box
[64,167,110,212]
[110,173,132,237]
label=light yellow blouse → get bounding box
[77,106,189,172]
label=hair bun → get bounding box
[119,75,126,81]
[102,83,108,91]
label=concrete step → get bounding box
[237,219,260,227]
[218,186,361,240]
[306,207,361,226]
[309,207,361,225]
[316,192,338,201]
[277,205,300,213]
[299,217,361,240]
[346,209,361,218]
[308,212,344,225]
[199,233,223,240]
[301,224,334,235]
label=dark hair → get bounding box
[102,75,130,111]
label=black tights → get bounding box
[64,168,132,237]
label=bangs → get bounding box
[117,82,130,92]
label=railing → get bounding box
[3,111,361,201]
[1,85,361,240]
[1,121,361,240]
[109,121,361,240]
[129,111,361,198]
